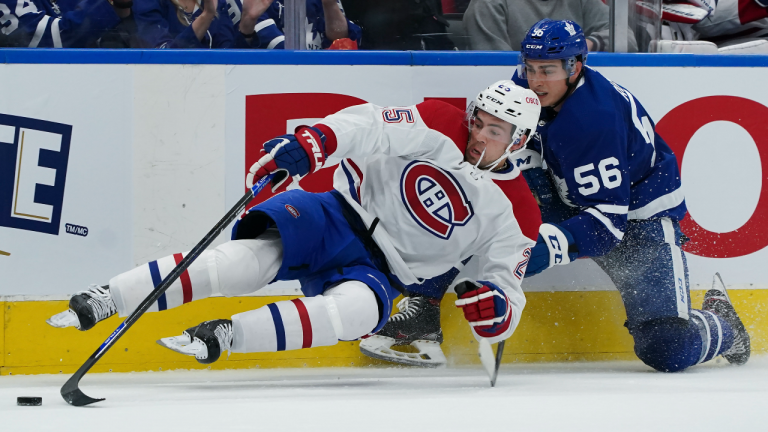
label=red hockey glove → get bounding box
[454,280,512,338]
[246,126,327,191]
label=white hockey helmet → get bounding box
[466,80,541,169]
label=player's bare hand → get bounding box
[242,0,275,21]
[202,0,218,17]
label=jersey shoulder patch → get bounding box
[416,100,469,154]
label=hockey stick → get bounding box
[478,339,505,387]
[60,173,275,407]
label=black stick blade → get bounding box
[61,370,104,406]
[491,340,505,387]
[61,387,104,406]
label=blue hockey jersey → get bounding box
[133,0,248,48]
[0,0,119,47]
[513,66,687,257]
[222,0,361,49]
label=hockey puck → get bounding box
[17,396,42,406]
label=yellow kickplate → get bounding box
[1,290,765,375]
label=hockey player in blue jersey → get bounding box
[514,19,750,372]
[0,0,130,47]
[361,19,751,373]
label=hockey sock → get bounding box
[230,280,379,353]
[110,231,283,316]
[690,308,735,365]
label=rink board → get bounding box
[1,52,767,373]
[1,289,767,375]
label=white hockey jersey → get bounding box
[314,100,538,342]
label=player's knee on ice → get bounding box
[231,280,379,353]
[629,317,702,373]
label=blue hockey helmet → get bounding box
[518,19,588,80]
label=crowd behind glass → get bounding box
[1,0,767,53]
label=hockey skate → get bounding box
[702,273,751,365]
[359,295,447,367]
[157,319,233,364]
[46,284,117,331]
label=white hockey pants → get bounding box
[108,230,379,352]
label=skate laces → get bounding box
[213,321,234,356]
[725,333,748,355]
[78,284,117,321]
[390,297,424,322]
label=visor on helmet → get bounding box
[465,102,531,170]
[517,54,578,81]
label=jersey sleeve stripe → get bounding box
[595,204,629,214]
[628,187,685,220]
[347,158,364,194]
[314,123,337,155]
[585,208,625,240]
[255,18,276,32]
[51,18,62,48]
[340,160,361,204]
[266,35,285,49]
[28,16,50,48]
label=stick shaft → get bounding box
[61,175,273,405]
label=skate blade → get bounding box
[46,309,80,329]
[712,273,732,302]
[360,336,446,368]
[156,335,207,357]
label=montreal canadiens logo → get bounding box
[285,204,300,218]
[400,161,474,240]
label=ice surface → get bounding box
[2,358,767,431]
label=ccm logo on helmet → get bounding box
[400,161,474,240]
[485,95,504,105]
[526,44,543,49]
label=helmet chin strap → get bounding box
[471,132,530,180]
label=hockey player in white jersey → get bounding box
[47,81,540,364]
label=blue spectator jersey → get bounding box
[0,0,119,47]
[134,0,248,48]
[223,0,361,49]
[513,66,687,257]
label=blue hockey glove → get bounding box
[246,126,327,191]
[454,279,512,338]
[525,223,579,278]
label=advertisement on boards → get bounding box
[225,65,768,291]
[0,65,133,296]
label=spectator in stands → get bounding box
[0,0,132,47]
[225,0,361,50]
[342,0,454,50]
[463,0,637,52]
[134,0,262,48]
